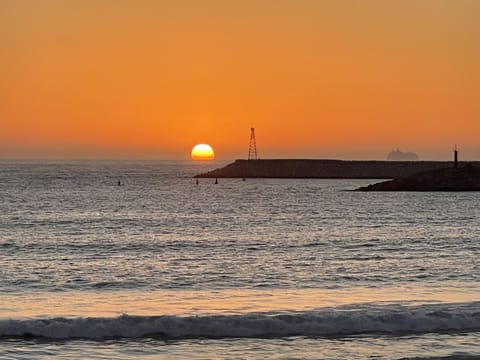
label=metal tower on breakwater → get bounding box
[248,128,258,160]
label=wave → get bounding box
[1,302,480,340]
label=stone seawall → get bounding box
[356,165,480,191]
[195,159,480,179]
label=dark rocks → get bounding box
[356,165,480,191]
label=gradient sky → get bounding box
[1,0,479,160]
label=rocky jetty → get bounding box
[194,159,480,179]
[356,165,480,191]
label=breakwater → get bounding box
[195,159,480,179]
[356,165,480,191]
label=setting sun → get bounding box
[191,144,215,160]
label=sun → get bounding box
[191,144,215,160]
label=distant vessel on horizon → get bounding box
[387,148,418,161]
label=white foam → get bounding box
[1,302,479,340]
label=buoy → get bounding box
[215,178,218,184]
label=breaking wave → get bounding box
[1,302,479,340]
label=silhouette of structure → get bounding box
[454,145,458,168]
[195,159,480,179]
[248,128,258,160]
[387,149,418,161]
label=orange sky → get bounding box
[1,0,479,160]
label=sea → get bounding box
[0,160,479,360]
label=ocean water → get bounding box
[0,160,479,359]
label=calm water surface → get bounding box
[0,161,479,359]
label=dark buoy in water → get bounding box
[242,178,246,181]
[118,180,121,186]
[22,332,35,340]
[215,178,218,184]
[196,178,199,185]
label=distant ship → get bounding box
[387,149,418,161]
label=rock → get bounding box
[356,165,480,191]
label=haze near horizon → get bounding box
[1,0,479,160]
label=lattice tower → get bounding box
[248,127,258,160]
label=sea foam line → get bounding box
[1,302,479,340]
